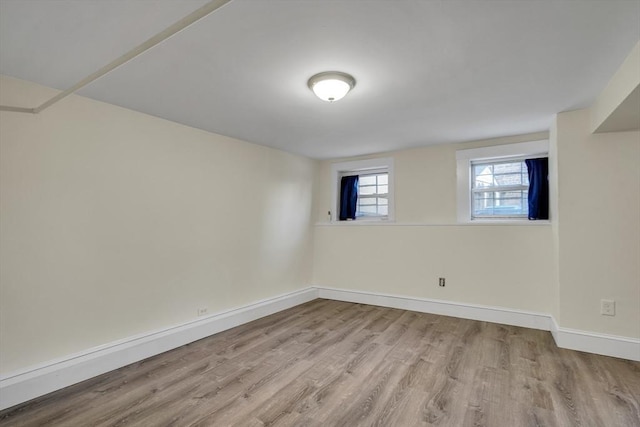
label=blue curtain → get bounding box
[525,158,549,220]
[339,175,359,220]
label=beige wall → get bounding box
[548,120,561,321]
[0,76,317,374]
[2,71,638,378]
[313,118,639,340]
[591,41,640,133]
[314,224,555,312]
[314,132,549,224]
[555,108,640,338]
[312,134,556,314]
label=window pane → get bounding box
[359,185,376,195]
[494,173,524,186]
[470,159,533,219]
[473,161,529,189]
[474,164,493,176]
[359,205,377,214]
[473,175,494,188]
[497,190,525,200]
[337,161,391,221]
[472,190,528,217]
[474,191,493,201]
[359,175,376,185]
[359,197,376,205]
[356,183,389,218]
[494,162,521,174]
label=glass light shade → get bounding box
[308,72,356,102]
[311,79,351,102]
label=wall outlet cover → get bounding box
[600,300,615,316]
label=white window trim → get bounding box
[456,140,549,223]
[330,157,395,223]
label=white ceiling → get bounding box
[1,0,639,159]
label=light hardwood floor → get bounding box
[1,299,639,426]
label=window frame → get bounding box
[456,140,549,223]
[352,169,389,218]
[331,157,395,223]
[471,157,530,219]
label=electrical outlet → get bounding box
[439,277,446,287]
[197,307,208,317]
[600,300,615,316]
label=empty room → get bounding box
[0,0,639,426]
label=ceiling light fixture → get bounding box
[308,71,356,102]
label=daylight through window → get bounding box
[356,172,388,218]
[456,140,549,222]
[471,159,529,218]
[331,157,394,222]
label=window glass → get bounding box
[455,140,549,223]
[471,160,529,218]
[332,157,394,222]
[358,175,376,185]
[356,172,389,218]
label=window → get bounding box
[331,158,394,222]
[456,140,549,222]
[471,159,529,218]
[355,171,388,218]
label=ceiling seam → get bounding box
[0,0,233,115]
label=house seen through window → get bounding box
[471,159,529,218]
[456,140,550,222]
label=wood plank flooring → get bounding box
[1,299,639,426]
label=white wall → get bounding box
[555,108,640,338]
[0,76,317,374]
[313,133,556,314]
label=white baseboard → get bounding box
[3,285,638,411]
[0,287,319,411]
[550,317,640,362]
[316,286,552,331]
[315,286,640,362]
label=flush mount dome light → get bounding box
[308,71,356,102]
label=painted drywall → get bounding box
[555,108,640,338]
[312,133,556,314]
[591,41,640,133]
[313,117,639,339]
[0,75,317,374]
[548,121,561,322]
[314,224,555,313]
[314,132,549,224]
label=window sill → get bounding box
[462,219,551,226]
[315,220,551,227]
[321,219,393,226]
